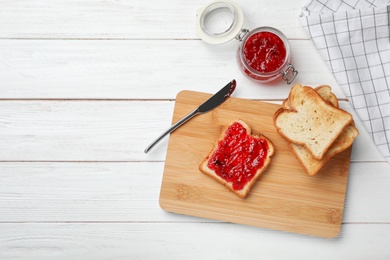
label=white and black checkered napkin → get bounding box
[299,0,390,163]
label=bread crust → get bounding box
[199,119,274,198]
[315,85,339,108]
[290,123,358,175]
[277,84,358,175]
[274,84,353,160]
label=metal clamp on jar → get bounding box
[196,0,298,84]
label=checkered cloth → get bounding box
[299,0,390,163]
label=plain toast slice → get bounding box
[274,84,353,160]
[315,85,339,108]
[282,85,338,109]
[283,85,358,175]
[291,124,358,175]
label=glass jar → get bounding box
[196,0,298,84]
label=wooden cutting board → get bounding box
[160,90,352,238]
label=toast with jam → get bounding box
[199,120,274,198]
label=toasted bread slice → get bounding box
[282,85,358,175]
[199,119,274,198]
[291,124,358,175]
[274,84,353,160]
[315,85,339,108]
[282,85,338,111]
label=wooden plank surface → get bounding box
[0,161,389,223]
[160,91,354,238]
[1,0,389,257]
[0,0,308,39]
[0,39,341,99]
[0,100,383,162]
[0,223,390,259]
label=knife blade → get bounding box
[144,79,236,153]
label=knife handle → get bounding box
[144,108,200,153]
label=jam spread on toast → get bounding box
[207,122,269,191]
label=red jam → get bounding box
[207,122,269,191]
[243,31,286,73]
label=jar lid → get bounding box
[196,0,244,45]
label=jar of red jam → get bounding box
[196,0,298,84]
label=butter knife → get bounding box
[144,79,236,153]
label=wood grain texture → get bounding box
[0,39,341,99]
[0,223,390,259]
[0,0,308,39]
[0,100,174,161]
[0,0,389,257]
[0,100,382,162]
[160,91,355,238]
[0,161,389,223]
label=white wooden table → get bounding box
[1,0,390,259]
